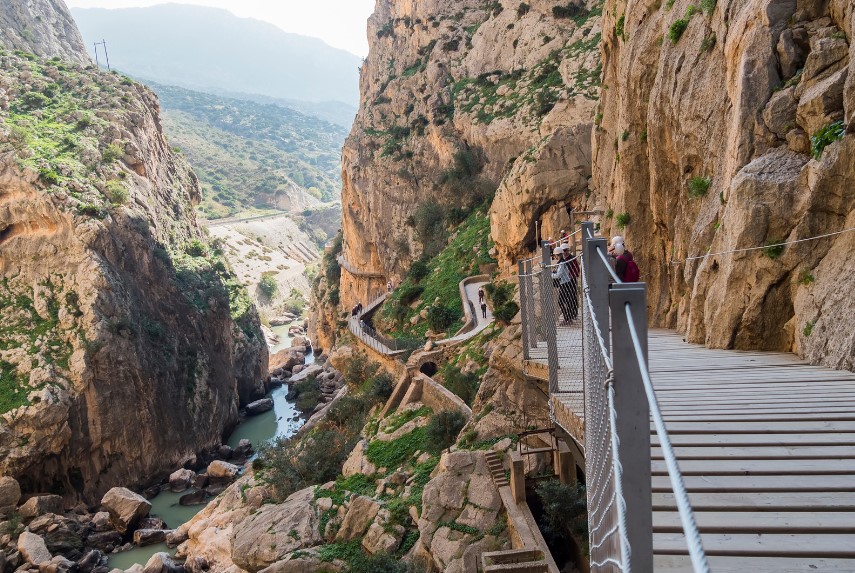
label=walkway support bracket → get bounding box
[582,222,610,359]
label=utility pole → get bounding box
[93,40,110,71]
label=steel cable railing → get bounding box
[582,271,631,572]
[624,302,710,573]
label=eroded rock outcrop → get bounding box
[592,0,855,368]
[0,44,267,500]
[0,0,89,65]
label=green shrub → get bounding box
[38,167,61,186]
[810,121,845,160]
[552,4,588,19]
[517,3,530,17]
[535,480,588,551]
[427,304,459,332]
[106,180,129,204]
[688,176,711,198]
[369,371,396,400]
[621,129,630,141]
[399,285,425,306]
[700,0,717,13]
[493,301,520,324]
[102,142,124,163]
[408,261,430,283]
[366,426,429,468]
[605,208,614,219]
[700,34,716,52]
[441,364,480,406]
[762,239,785,259]
[77,204,107,219]
[615,15,626,39]
[413,202,447,256]
[20,91,50,110]
[803,320,815,337]
[259,274,279,300]
[799,271,815,285]
[185,239,209,257]
[615,212,632,229]
[426,410,467,452]
[668,19,690,43]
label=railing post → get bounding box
[609,282,653,572]
[519,261,531,360]
[541,241,559,394]
[581,221,610,359]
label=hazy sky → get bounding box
[64,0,376,56]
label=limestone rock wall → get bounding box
[0,0,90,65]
[592,0,855,369]
[0,48,267,502]
[338,0,603,310]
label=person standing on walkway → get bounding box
[562,247,580,320]
[356,302,363,315]
[478,287,485,304]
[387,281,393,293]
[481,301,488,319]
[551,246,574,325]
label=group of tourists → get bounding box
[351,302,363,318]
[550,232,639,325]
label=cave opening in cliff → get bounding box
[419,362,438,377]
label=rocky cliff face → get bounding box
[0,0,89,65]
[338,0,602,298]
[0,48,267,499]
[592,0,855,368]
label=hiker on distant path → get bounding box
[478,287,485,304]
[356,302,363,315]
[387,281,393,293]
[560,229,569,245]
[481,301,488,319]
[351,305,359,318]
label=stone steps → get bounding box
[485,451,509,487]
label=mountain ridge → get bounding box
[71,3,361,106]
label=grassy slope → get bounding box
[152,83,347,218]
[376,209,496,338]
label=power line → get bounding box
[671,226,855,264]
[93,40,110,71]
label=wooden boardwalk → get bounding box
[530,328,855,572]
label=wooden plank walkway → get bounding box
[533,328,855,571]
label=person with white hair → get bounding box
[608,236,640,282]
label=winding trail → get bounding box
[438,277,493,346]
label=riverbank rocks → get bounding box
[342,440,377,477]
[142,552,184,573]
[288,364,323,384]
[245,398,274,416]
[101,488,152,534]
[20,495,64,518]
[0,477,21,515]
[206,461,241,480]
[134,529,167,547]
[18,532,52,565]
[169,469,196,493]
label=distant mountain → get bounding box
[71,3,361,107]
[204,88,357,129]
[151,82,348,219]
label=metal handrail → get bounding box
[624,302,710,572]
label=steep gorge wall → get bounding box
[593,0,855,369]
[0,13,267,501]
[339,0,604,308]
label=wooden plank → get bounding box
[655,432,855,446]
[653,532,855,557]
[653,510,855,533]
[653,491,855,510]
[653,474,855,493]
[661,420,855,434]
[654,554,855,573]
[651,458,855,476]
[651,445,855,460]
[658,412,855,423]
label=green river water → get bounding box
[108,326,309,568]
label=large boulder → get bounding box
[342,440,377,477]
[142,552,184,573]
[206,461,241,480]
[334,496,380,542]
[230,487,322,572]
[134,529,168,547]
[0,476,21,513]
[40,555,77,573]
[85,531,122,552]
[18,532,52,565]
[245,398,274,416]
[100,488,152,534]
[169,469,196,493]
[19,495,63,518]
